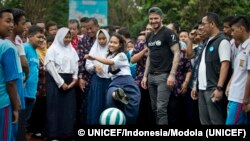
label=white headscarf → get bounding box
[89,29,110,61]
[45,27,79,74]
[86,29,110,78]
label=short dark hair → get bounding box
[205,12,221,28]
[25,19,32,25]
[80,17,89,23]
[28,25,44,35]
[223,16,235,25]
[0,8,12,18]
[168,22,180,33]
[46,35,54,43]
[179,29,189,34]
[148,7,163,16]
[46,21,57,31]
[68,19,79,28]
[87,17,98,25]
[138,32,146,36]
[11,8,25,24]
[230,16,250,32]
[117,27,131,38]
[102,25,116,35]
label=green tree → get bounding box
[0,0,68,26]
[0,0,22,8]
[2,0,250,37]
[108,0,145,37]
[46,0,68,27]
[23,0,56,23]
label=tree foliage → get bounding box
[1,0,250,37]
[108,0,250,37]
[0,0,68,25]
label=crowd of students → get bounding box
[0,6,250,141]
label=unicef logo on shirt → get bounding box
[209,46,214,52]
[156,40,162,46]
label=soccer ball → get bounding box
[99,107,126,125]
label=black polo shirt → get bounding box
[146,26,179,74]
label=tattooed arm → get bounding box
[167,43,180,88]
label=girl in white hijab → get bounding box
[85,29,110,78]
[44,27,79,140]
[85,29,112,124]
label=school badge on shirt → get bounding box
[239,59,244,67]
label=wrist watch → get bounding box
[216,86,223,91]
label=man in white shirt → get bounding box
[198,12,231,125]
[226,16,250,125]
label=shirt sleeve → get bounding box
[111,53,129,69]
[77,37,89,79]
[167,30,179,47]
[16,44,26,56]
[46,61,64,88]
[219,39,231,62]
[185,58,192,73]
[77,38,85,78]
[73,61,79,79]
[85,60,94,74]
[73,49,79,79]
[2,48,19,81]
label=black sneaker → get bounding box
[114,88,129,104]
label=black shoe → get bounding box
[114,88,129,104]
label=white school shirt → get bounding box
[228,38,250,103]
[85,29,110,79]
[230,39,239,70]
[45,27,79,88]
[109,52,131,80]
[15,35,26,56]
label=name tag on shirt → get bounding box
[239,59,244,67]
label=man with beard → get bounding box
[141,7,180,125]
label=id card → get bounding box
[239,59,244,67]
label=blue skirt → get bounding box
[46,73,76,138]
[87,74,111,124]
[106,75,141,124]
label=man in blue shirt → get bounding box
[23,25,45,121]
[0,8,21,141]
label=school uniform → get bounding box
[226,37,250,125]
[85,29,111,124]
[45,27,79,139]
[106,52,141,124]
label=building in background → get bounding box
[69,0,108,26]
